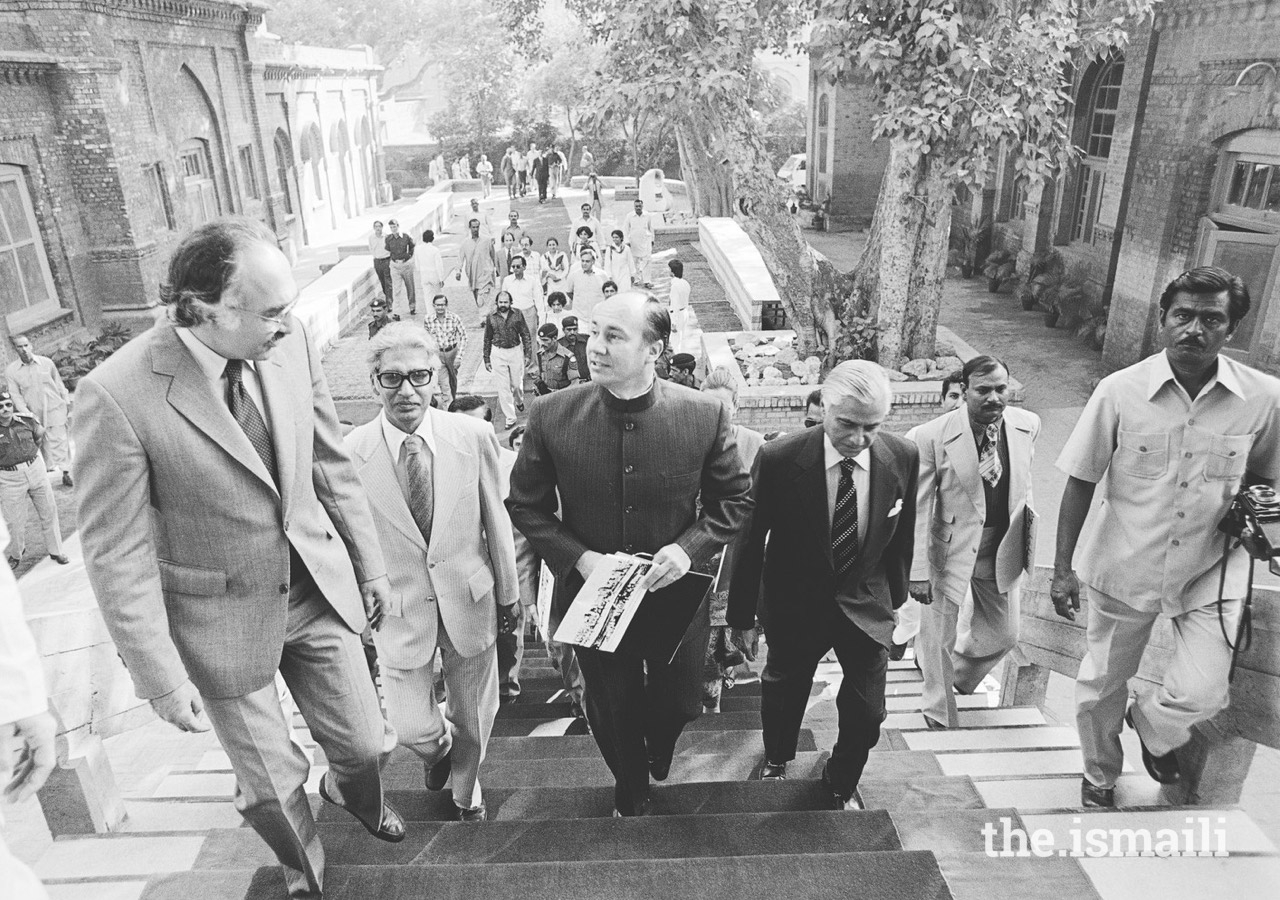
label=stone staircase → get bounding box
[31,643,1280,900]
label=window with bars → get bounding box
[238,145,260,201]
[1225,159,1280,213]
[1059,55,1125,244]
[274,130,295,215]
[1086,60,1124,159]
[0,165,58,323]
[178,140,219,227]
[141,163,173,231]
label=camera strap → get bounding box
[1216,531,1254,682]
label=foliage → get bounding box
[1075,293,1110,350]
[982,249,1017,292]
[429,11,519,153]
[521,27,606,163]
[810,0,1159,188]
[51,323,133,391]
[264,0,436,65]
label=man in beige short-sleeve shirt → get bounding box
[1052,266,1280,808]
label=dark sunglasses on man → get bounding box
[804,418,822,428]
[376,369,434,389]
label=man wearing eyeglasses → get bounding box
[346,323,520,823]
[73,217,405,899]
[500,253,543,339]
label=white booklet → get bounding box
[553,552,654,652]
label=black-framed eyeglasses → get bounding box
[804,418,822,428]
[376,369,434,389]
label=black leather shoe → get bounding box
[1081,777,1115,808]
[820,766,853,811]
[1125,707,1180,784]
[499,694,519,707]
[317,775,406,843]
[425,749,453,791]
[50,554,70,565]
[923,715,948,731]
[648,750,673,782]
[889,642,907,661]
[760,760,787,780]
[62,472,73,487]
[456,801,487,823]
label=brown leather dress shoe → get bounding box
[1081,777,1115,808]
[318,774,406,843]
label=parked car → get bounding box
[777,153,806,192]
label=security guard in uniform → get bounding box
[0,391,67,569]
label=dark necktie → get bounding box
[979,422,1002,488]
[402,434,434,545]
[833,457,859,578]
[224,359,278,487]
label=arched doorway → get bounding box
[330,120,353,219]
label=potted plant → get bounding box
[982,249,1017,293]
[950,215,991,279]
[1052,263,1094,330]
[1021,249,1065,312]
[1076,296,1109,350]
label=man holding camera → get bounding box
[1052,266,1280,808]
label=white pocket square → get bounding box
[887,499,903,518]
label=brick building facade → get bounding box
[0,0,388,365]
[813,0,1280,375]
[806,59,888,228]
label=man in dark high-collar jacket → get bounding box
[507,292,752,817]
[728,360,918,809]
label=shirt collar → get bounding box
[600,378,658,412]
[1148,349,1246,401]
[175,327,257,382]
[380,407,437,460]
[823,433,871,472]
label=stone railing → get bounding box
[697,218,782,331]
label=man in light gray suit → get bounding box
[73,218,404,899]
[909,355,1040,729]
[346,323,521,822]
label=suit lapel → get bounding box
[942,409,984,515]
[355,419,427,551]
[428,409,467,550]
[861,439,901,565]
[151,323,279,496]
[258,355,297,513]
[1004,411,1034,515]
[791,428,833,570]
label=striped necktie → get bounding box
[401,434,434,545]
[832,457,859,578]
[979,422,1002,488]
[224,359,277,488]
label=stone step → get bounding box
[191,809,905,869]
[902,726,1080,753]
[132,850,953,900]
[937,748,1133,780]
[334,778,847,822]
[974,774,1169,811]
[885,707,1045,731]
[887,693,995,712]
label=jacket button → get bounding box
[624,422,635,431]
[624,464,634,474]
[279,584,288,594]
[625,505,635,514]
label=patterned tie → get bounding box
[979,422,1002,488]
[224,359,278,487]
[401,434,434,545]
[832,457,859,578]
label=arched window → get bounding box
[299,124,325,201]
[1065,54,1124,243]
[274,129,295,215]
[178,139,219,226]
[817,94,830,175]
[0,165,58,325]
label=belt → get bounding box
[0,458,36,471]
[438,344,458,352]
[493,342,523,350]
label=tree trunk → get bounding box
[852,137,951,366]
[673,110,845,366]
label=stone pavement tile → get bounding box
[45,881,148,900]
[34,835,205,879]
[118,800,244,833]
